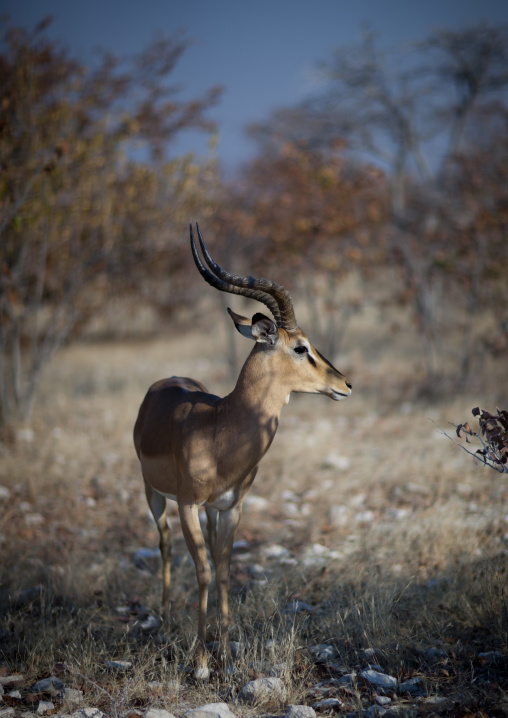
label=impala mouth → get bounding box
[331,389,351,401]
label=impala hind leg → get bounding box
[179,502,212,680]
[205,505,218,565]
[215,504,242,670]
[145,484,172,623]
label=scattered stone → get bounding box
[104,660,132,671]
[242,495,269,512]
[285,600,313,614]
[322,453,352,471]
[359,669,397,691]
[421,647,447,661]
[0,708,15,717]
[424,695,452,708]
[32,677,65,696]
[37,701,54,715]
[238,677,287,705]
[285,705,317,718]
[146,710,177,718]
[0,486,11,500]
[329,505,348,527]
[6,691,21,699]
[398,677,424,695]
[312,697,343,710]
[247,563,266,579]
[309,644,337,662]
[0,676,24,688]
[478,650,505,662]
[263,544,291,559]
[335,673,356,687]
[71,708,106,718]
[62,687,84,704]
[139,614,161,631]
[269,663,287,677]
[374,695,392,706]
[183,703,236,718]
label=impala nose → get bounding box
[346,380,352,390]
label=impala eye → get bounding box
[294,345,308,355]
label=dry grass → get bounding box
[1,299,507,716]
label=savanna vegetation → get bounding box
[1,17,507,718]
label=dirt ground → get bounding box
[0,298,507,716]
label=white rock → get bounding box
[32,677,64,695]
[104,660,132,671]
[309,644,337,662]
[63,688,84,704]
[183,703,235,718]
[37,702,55,715]
[0,675,24,687]
[71,709,107,718]
[399,677,423,694]
[359,669,397,689]
[238,677,287,705]
[286,600,313,614]
[329,505,348,527]
[0,486,11,500]
[262,544,291,559]
[323,453,352,471]
[242,495,269,512]
[354,510,375,524]
[146,710,177,718]
[285,705,317,718]
[312,698,343,710]
[0,708,15,717]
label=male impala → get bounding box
[134,224,352,678]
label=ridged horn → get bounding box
[190,223,298,332]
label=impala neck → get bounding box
[222,346,288,446]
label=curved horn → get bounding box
[191,224,298,332]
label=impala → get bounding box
[133,224,352,678]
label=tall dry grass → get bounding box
[0,296,507,714]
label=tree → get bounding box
[214,135,386,362]
[248,24,508,393]
[0,19,222,425]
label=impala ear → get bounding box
[227,308,278,345]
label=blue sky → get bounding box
[4,1,508,172]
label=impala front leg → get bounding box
[215,504,242,670]
[179,502,212,680]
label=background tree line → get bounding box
[1,18,507,426]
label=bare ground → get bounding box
[1,311,507,717]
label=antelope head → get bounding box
[190,224,352,403]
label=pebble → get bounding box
[398,677,423,694]
[104,660,132,671]
[238,677,287,705]
[0,676,24,687]
[286,600,313,614]
[285,706,317,718]
[36,702,54,715]
[263,544,291,559]
[32,677,64,695]
[312,697,343,710]
[146,710,177,718]
[359,669,398,690]
[71,709,106,718]
[183,703,236,718]
[309,644,337,662]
